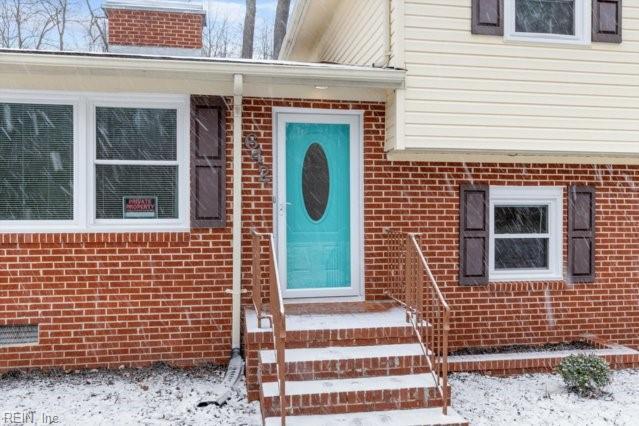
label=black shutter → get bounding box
[460,184,489,285]
[568,185,596,283]
[191,96,226,228]
[593,0,622,43]
[472,0,504,36]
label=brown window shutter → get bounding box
[459,184,489,285]
[472,0,504,36]
[592,0,622,43]
[190,96,226,228]
[568,185,596,283]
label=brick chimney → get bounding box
[103,0,206,56]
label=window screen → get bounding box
[0,103,73,221]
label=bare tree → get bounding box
[0,3,15,48]
[241,0,256,59]
[43,0,72,50]
[255,17,273,60]
[273,0,290,59]
[203,8,240,58]
[0,0,56,50]
[83,0,107,52]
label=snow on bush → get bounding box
[556,354,611,398]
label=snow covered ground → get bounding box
[3,364,638,426]
[450,369,639,426]
[0,364,261,426]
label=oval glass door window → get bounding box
[302,143,330,221]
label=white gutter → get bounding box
[231,74,244,350]
[0,50,405,89]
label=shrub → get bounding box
[556,354,611,398]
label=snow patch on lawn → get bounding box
[450,369,639,426]
[0,364,261,425]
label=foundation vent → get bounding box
[0,324,39,346]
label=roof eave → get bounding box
[0,50,405,89]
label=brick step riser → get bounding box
[259,355,432,382]
[260,387,450,417]
[249,326,419,350]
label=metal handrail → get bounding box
[385,229,451,415]
[251,229,272,328]
[250,229,286,426]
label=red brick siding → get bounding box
[2,95,639,373]
[380,163,639,351]
[0,100,235,371]
[240,97,639,352]
[106,8,203,49]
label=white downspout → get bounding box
[231,73,244,350]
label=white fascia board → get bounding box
[103,0,206,14]
[0,50,405,90]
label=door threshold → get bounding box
[283,295,365,305]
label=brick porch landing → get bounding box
[243,301,468,425]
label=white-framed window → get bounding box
[505,0,591,45]
[0,91,190,233]
[489,186,563,281]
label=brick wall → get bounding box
[106,8,204,49]
[377,162,639,351]
[241,98,639,352]
[0,97,384,372]
[0,100,234,371]
[3,95,639,372]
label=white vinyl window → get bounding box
[505,0,591,44]
[0,91,189,233]
[489,187,563,281]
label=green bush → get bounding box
[556,354,611,398]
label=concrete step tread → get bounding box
[260,343,427,364]
[264,407,468,426]
[262,373,437,397]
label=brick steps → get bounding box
[260,373,447,417]
[245,305,467,425]
[264,407,469,426]
[259,343,430,382]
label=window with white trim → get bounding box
[505,0,591,44]
[94,107,179,220]
[0,92,189,233]
[489,187,563,281]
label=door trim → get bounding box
[273,107,364,300]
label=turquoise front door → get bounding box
[285,122,352,291]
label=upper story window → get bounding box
[472,0,621,44]
[505,0,590,44]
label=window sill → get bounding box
[503,35,592,48]
[489,272,563,282]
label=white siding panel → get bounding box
[402,1,639,158]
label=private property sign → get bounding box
[122,196,158,219]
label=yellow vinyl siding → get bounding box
[398,0,639,160]
[318,0,386,66]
